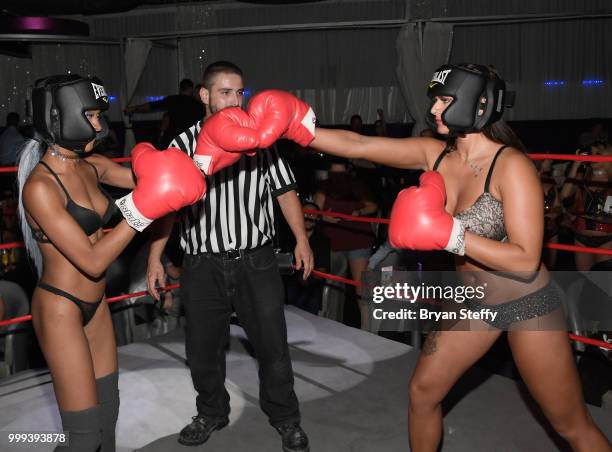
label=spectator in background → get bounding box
[0,112,24,165]
[561,142,612,270]
[538,158,563,269]
[579,120,608,147]
[155,112,171,150]
[124,78,204,148]
[350,114,363,133]
[1,189,19,247]
[286,200,331,315]
[193,83,204,103]
[374,108,388,137]
[314,158,378,330]
[352,110,381,171]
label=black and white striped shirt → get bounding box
[170,121,298,254]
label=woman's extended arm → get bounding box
[310,129,441,171]
[86,153,135,189]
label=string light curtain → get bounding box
[1,0,610,124]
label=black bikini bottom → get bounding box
[38,282,104,326]
[574,233,612,248]
[464,280,564,330]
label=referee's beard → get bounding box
[207,101,242,117]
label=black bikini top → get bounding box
[582,186,608,215]
[32,160,116,242]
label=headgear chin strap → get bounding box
[31,74,109,154]
[425,64,510,135]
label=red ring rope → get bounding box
[0,154,610,351]
[0,269,610,350]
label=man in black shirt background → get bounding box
[286,200,330,315]
[124,78,204,148]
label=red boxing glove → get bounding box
[247,90,316,149]
[389,171,465,255]
[194,107,260,175]
[116,143,207,231]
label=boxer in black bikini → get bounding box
[18,75,137,451]
[18,75,205,451]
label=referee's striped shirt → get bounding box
[170,121,298,254]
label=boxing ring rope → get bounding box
[0,157,131,174]
[528,153,612,163]
[0,284,179,327]
[544,243,612,256]
[0,222,610,351]
[0,153,610,353]
[1,268,610,350]
[299,208,612,256]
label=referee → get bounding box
[146,61,313,452]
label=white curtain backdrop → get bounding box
[0,1,610,126]
[85,0,409,125]
[177,26,408,124]
[0,43,121,124]
[121,38,152,155]
[408,0,611,20]
[395,22,454,135]
[450,17,612,121]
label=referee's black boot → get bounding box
[178,415,229,446]
[275,423,310,452]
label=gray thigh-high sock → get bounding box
[55,405,101,452]
[96,372,120,452]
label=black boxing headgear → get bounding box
[31,74,109,153]
[425,64,507,134]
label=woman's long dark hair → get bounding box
[481,120,526,151]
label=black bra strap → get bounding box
[484,145,509,193]
[432,146,451,171]
[38,161,71,199]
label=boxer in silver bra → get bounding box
[433,145,563,330]
[305,63,611,450]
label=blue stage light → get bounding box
[544,80,565,86]
[582,79,604,86]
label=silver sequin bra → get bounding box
[432,145,510,242]
[455,192,507,242]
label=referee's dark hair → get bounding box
[202,61,243,90]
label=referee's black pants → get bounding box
[180,242,300,427]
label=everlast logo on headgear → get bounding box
[425,64,509,134]
[429,69,452,88]
[91,82,108,102]
[32,75,111,151]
